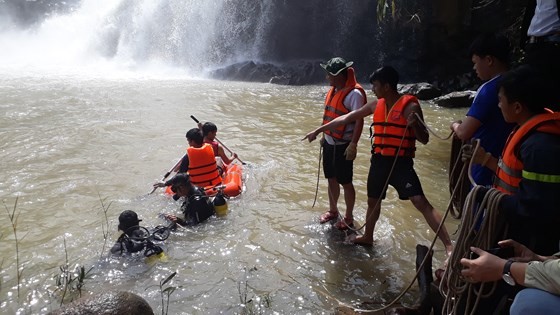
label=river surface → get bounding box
[0,72,464,314]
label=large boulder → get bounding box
[433,91,476,108]
[48,291,154,315]
[398,83,442,100]
[209,60,326,85]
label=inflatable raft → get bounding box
[165,162,243,198]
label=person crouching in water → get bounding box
[154,173,215,226]
[110,210,147,255]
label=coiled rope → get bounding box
[439,187,507,315]
[317,111,500,313]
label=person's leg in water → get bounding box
[391,157,453,255]
[352,196,381,245]
[334,146,355,229]
[409,195,453,256]
[338,182,355,228]
[320,142,340,223]
[327,177,340,215]
[351,154,387,245]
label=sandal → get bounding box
[334,218,354,231]
[319,211,339,224]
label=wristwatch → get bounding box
[502,259,516,286]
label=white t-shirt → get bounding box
[528,0,560,37]
[325,88,365,145]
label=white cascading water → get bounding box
[0,0,364,78]
[0,0,278,76]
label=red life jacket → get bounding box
[204,139,219,156]
[371,95,418,157]
[322,67,367,140]
[187,144,222,187]
[494,111,560,194]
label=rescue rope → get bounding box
[340,113,506,313]
[342,124,409,233]
[345,113,452,233]
[312,144,323,208]
[414,112,454,141]
[440,187,506,315]
[339,145,469,313]
[339,113,473,312]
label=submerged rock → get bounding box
[47,291,154,315]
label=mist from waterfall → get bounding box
[0,0,375,77]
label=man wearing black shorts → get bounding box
[304,66,453,253]
[368,155,424,200]
[314,57,367,230]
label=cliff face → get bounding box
[212,0,527,90]
[416,0,526,91]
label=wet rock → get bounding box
[269,75,291,85]
[47,291,154,315]
[209,60,325,85]
[398,83,441,100]
[433,91,476,108]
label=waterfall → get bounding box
[0,0,378,78]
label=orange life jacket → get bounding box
[322,67,367,140]
[494,111,560,194]
[187,144,222,187]
[371,95,417,157]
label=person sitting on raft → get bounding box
[173,128,222,188]
[199,121,238,166]
[110,210,148,255]
[153,173,215,226]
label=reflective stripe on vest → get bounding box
[494,111,560,194]
[187,144,222,187]
[322,67,367,140]
[371,95,417,157]
[522,170,560,183]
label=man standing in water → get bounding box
[315,57,367,230]
[304,66,453,254]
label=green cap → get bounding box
[320,57,353,76]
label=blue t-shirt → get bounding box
[467,75,515,186]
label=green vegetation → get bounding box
[52,236,95,305]
[146,271,181,315]
[377,0,396,22]
[97,192,113,258]
[238,267,272,315]
[3,197,28,299]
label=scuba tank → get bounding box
[212,192,228,217]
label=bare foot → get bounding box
[351,235,374,246]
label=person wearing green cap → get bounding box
[312,57,367,230]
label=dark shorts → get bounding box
[367,154,424,200]
[322,142,353,185]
